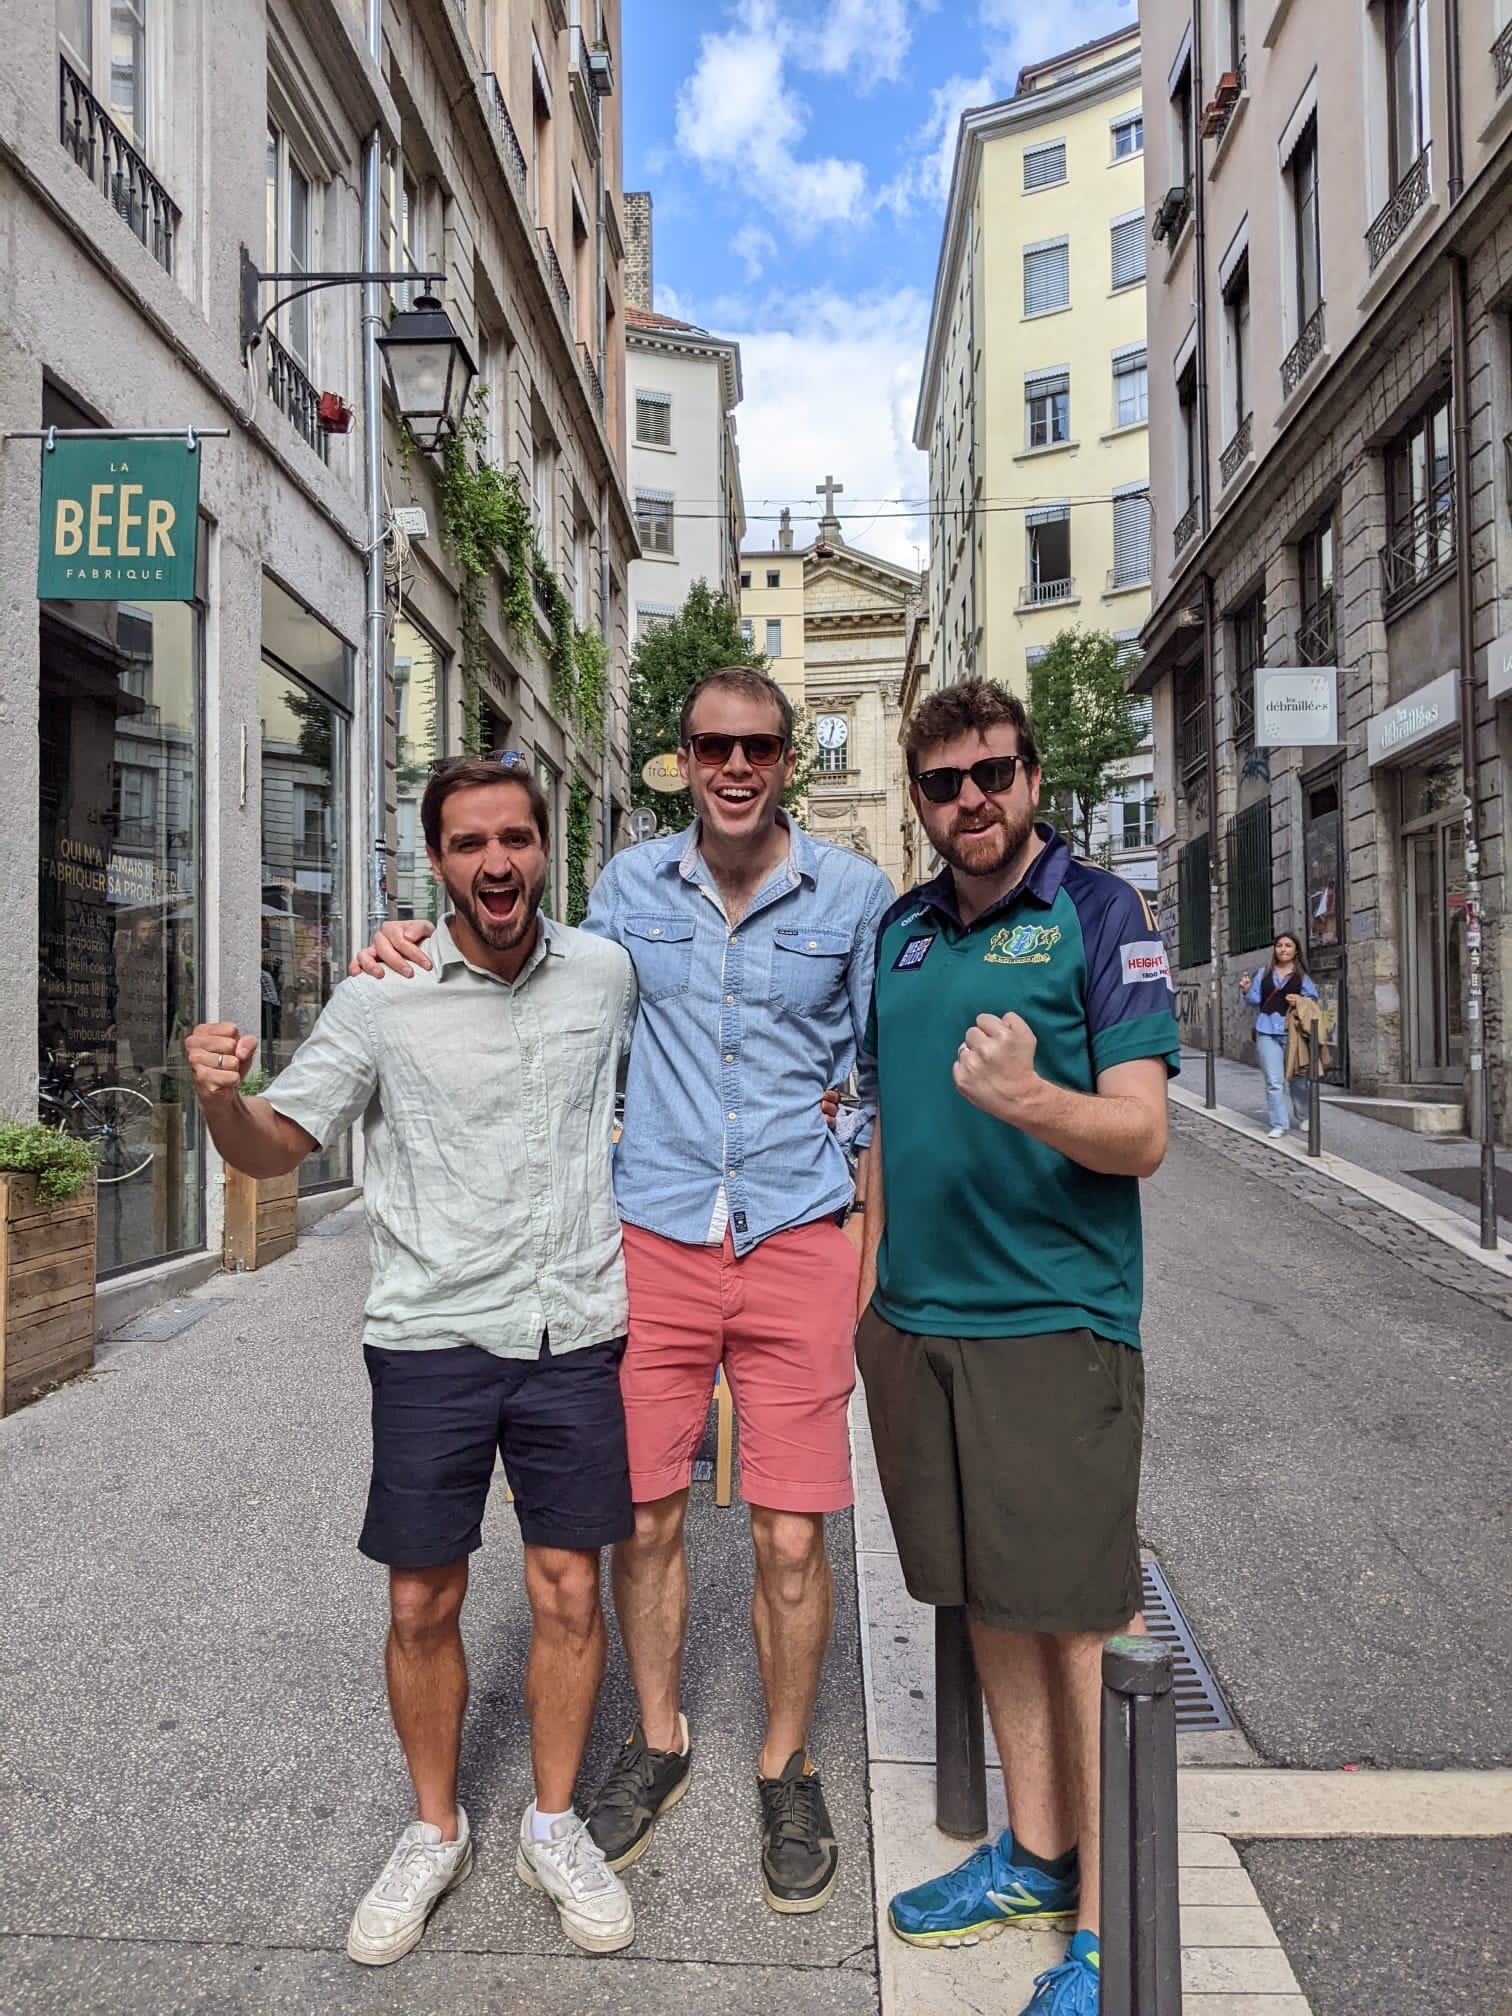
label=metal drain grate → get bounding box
[1140,1560,1232,1732]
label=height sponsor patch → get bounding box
[1120,940,1173,990]
[893,933,936,971]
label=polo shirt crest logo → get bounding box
[893,932,936,971]
[985,922,1061,966]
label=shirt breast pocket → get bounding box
[772,927,850,1013]
[622,913,696,1004]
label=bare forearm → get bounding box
[857,1131,885,1320]
[201,1095,314,1179]
[996,1077,1167,1179]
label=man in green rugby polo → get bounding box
[855,677,1177,2016]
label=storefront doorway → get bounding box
[1400,752,1465,1085]
[1301,772,1347,1086]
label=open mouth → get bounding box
[477,884,521,924]
[713,786,759,807]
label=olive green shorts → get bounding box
[855,1309,1144,1635]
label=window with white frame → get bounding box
[1286,113,1322,332]
[1113,345,1148,426]
[635,390,672,446]
[1111,211,1146,290]
[1026,644,1050,676]
[1024,140,1067,191]
[1026,368,1070,449]
[765,619,782,656]
[1023,238,1070,317]
[1115,778,1157,851]
[1171,50,1194,190]
[1223,251,1252,438]
[573,518,592,625]
[1385,0,1429,189]
[1227,0,1248,78]
[1112,485,1152,587]
[1026,504,1072,599]
[63,0,147,142]
[532,421,558,553]
[266,121,314,368]
[765,569,781,589]
[739,617,754,644]
[635,489,673,556]
[1111,110,1144,160]
[383,158,425,312]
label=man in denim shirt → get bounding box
[361,669,891,1915]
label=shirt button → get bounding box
[730,934,739,943]
[725,994,734,1004]
[808,939,817,949]
[650,927,662,937]
[724,1053,733,1063]
[728,1110,737,1120]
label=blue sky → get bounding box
[621,0,1137,566]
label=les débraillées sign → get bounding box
[37,436,201,602]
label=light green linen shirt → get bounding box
[265,914,637,1358]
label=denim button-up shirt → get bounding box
[583,819,893,1255]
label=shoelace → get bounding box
[762,1773,821,1849]
[1028,1951,1090,2008]
[545,1818,616,1896]
[594,1740,661,1821]
[373,1833,452,1908]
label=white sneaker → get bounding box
[517,1807,635,1953]
[1267,1126,1287,1138]
[346,1809,473,1966]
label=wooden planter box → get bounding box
[223,1165,298,1273]
[0,1172,97,1418]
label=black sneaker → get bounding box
[757,1752,839,1913]
[586,1715,692,1870]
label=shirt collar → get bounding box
[433,911,562,983]
[664,813,817,891]
[918,823,1069,930]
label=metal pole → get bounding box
[1308,1021,1322,1159]
[1100,1635,1183,2016]
[361,0,388,940]
[934,1608,988,1840]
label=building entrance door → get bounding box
[1301,773,1347,1086]
[1403,821,1465,1083]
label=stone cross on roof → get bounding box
[815,474,844,542]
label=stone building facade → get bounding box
[1137,0,1512,1138]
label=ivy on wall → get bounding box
[433,395,607,755]
[566,774,593,926]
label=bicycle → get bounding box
[37,1052,155,1184]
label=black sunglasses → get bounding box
[684,732,789,768]
[912,755,1024,805]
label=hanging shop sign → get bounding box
[641,752,687,795]
[1255,665,1338,747]
[38,435,201,601]
[1366,670,1460,767]
[1488,627,1512,702]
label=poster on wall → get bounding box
[38,436,201,601]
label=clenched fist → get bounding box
[184,1022,259,1109]
[952,1011,1039,1122]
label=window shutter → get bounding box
[635,392,671,446]
[1026,502,1070,528]
[1024,141,1066,191]
[1113,487,1151,583]
[1111,217,1146,289]
[1023,239,1070,316]
[1025,369,1070,400]
[1112,344,1148,377]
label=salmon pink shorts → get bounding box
[619,1217,860,1513]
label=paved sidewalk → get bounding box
[0,1209,877,2016]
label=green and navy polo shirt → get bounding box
[864,825,1179,1349]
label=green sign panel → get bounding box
[37,436,201,601]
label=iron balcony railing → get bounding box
[577,342,605,418]
[537,225,571,327]
[58,53,180,276]
[266,333,330,463]
[483,72,527,196]
[1495,20,1512,95]
[1366,145,1431,271]
[1174,497,1201,556]
[1296,594,1336,666]
[1219,412,1254,488]
[1020,576,1075,607]
[1380,489,1455,609]
[1281,301,1326,398]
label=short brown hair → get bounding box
[679,666,793,746]
[905,678,1039,775]
[420,754,551,855]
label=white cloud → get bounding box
[883,69,996,215]
[800,0,917,89]
[979,0,1135,49]
[723,287,932,571]
[731,224,779,280]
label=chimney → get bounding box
[623,192,653,311]
[778,507,793,552]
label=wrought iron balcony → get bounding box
[266,333,330,463]
[1380,491,1455,610]
[577,343,605,418]
[1020,576,1075,607]
[1297,595,1336,666]
[1219,413,1254,489]
[1366,146,1431,271]
[58,53,180,276]
[1174,498,1201,556]
[1281,301,1326,398]
[483,73,527,196]
[1496,21,1512,96]
[537,226,571,327]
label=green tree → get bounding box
[629,580,815,822]
[1028,628,1146,861]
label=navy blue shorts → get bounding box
[359,1336,633,1567]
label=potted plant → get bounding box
[221,1071,298,1274]
[0,1119,98,1417]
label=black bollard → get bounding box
[934,1606,988,1840]
[1100,1634,1182,2016]
[1308,1023,1322,1159]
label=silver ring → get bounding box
[217,1052,226,1069]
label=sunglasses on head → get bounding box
[684,732,789,768]
[912,755,1024,805]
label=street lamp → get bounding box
[376,294,477,453]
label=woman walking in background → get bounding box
[1240,932,1319,1137]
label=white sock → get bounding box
[529,1801,574,1842]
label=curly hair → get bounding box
[904,678,1039,775]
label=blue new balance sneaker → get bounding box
[887,1832,1079,1947]
[1021,1930,1100,2015]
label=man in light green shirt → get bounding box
[186,758,639,1966]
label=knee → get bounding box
[752,1511,826,1595]
[389,1567,465,1649]
[623,1492,687,1561]
[527,1549,602,1639]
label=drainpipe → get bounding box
[1191,1,1221,1105]
[1444,0,1498,1243]
[361,0,388,937]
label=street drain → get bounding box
[1140,1561,1232,1732]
